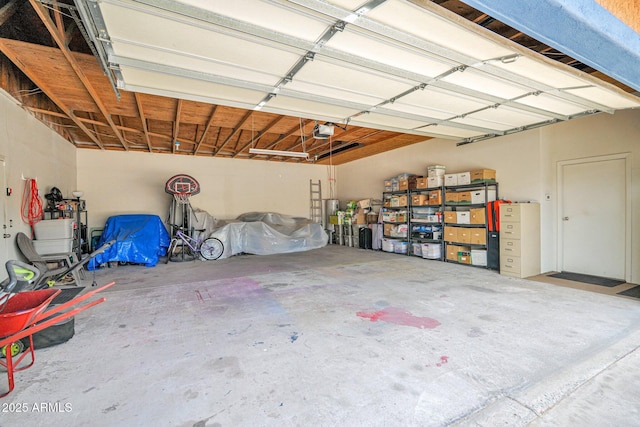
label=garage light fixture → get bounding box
[248,148,310,159]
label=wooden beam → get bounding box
[214,110,252,156]
[0,0,19,27]
[28,0,129,150]
[172,98,182,154]
[194,105,217,155]
[595,0,640,34]
[0,39,105,148]
[134,93,153,152]
[233,115,287,157]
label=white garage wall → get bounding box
[337,109,640,283]
[0,91,77,267]
[77,150,333,232]
[540,109,640,283]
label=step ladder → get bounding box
[309,179,322,224]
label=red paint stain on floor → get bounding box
[356,307,441,329]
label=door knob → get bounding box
[3,233,10,238]
[563,217,569,221]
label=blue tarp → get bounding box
[88,214,170,269]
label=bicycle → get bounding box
[166,228,224,262]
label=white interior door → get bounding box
[560,157,626,279]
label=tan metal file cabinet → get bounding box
[499,203,540,278]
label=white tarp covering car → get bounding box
[194,212,328,259]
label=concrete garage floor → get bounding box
[3,245,640,426]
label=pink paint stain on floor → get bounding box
[356,306,441,329]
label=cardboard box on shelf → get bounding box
[446,244,470,261]
[457,191,472,204]
[457,172,471,185]
[427,165,446,177]
[353,213,366,224]
[416,177,429,189]
[470,208,486,224]
[445,192,459,203]
[444,226,458,242]
[444,211,457,223]
[457,250,472,264]
[411,194,428,206]
[470,169,496,183]
[456,211,470,224]
[469,228,487,245]
[457,227,471,244]
[428,190,442,205]
[427,175,444,188]
[367,212,379,224]
[471,249,488,266]
[470,189,497,204]
[399,176,420,191]
[444,174,458,186]
[384,223,394,236]
[398,195,408,206]
[390,196,400,207]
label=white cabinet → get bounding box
[499,203,540,278]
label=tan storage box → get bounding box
[384,223,394,236]
[470,208,486,224]
[469,228,487,245]
[457,227,471,244]
[444,226,458,242]
[416,177,429,189]
[428,190,442,205]
[470,169,496,183]
[411,194,428,206]
[457,250,472,264]
[447,244,471,261]
[397,195,408,207]
[445,192,459,203]
[457,191,472,204]
[444,211,457,223]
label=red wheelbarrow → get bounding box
[0,260,114,397]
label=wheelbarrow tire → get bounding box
[1,341,24,358]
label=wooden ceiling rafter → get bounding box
[213,110,253,156]
[0,39,106,148]
[0,0,19,27]
[172,98,182,154]
[133,92,153,152]
[28,0,129,151]
[193,105,218,155]
[232,115,287,158]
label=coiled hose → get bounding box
[21,178,43,235]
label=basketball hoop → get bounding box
[173,192,191,205]
[165,174,200,197]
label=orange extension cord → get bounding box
[21,178,43,235]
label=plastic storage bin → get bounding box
[34,219,76,240]
[32,238,74,255]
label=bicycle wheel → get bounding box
[200,238,224,260]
